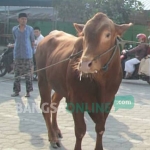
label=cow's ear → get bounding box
[115,23,133,36]
[73,23,84,34]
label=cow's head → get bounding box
[74,12,132,74]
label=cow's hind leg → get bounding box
[72,112,86,150]
[51,92,63,138]
[38,79,60,148]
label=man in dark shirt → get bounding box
[122,33,148,78]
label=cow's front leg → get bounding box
[90,94,115,150]
[72,111,86,150]
[88,112,105,150]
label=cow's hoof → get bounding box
[50,141,61,148]
[58,133,63,138]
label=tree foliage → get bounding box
[53,0,144,23]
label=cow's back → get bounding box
[36,30,78,96]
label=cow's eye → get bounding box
[106,33,111,38]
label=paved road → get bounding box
[0,74,150,150]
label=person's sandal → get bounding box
[11,92,19,97]
[25,92,30,97]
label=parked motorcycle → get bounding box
[120,51,150,84]
[0,46,14,77]
[0,45,38,80]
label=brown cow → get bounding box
[35,12,132,150]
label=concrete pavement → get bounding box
[0,74,150,150]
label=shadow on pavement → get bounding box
[14,97,68,150]
[85,113,143,150]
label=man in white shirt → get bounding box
[33,27,44,80]
[34,27,44,52]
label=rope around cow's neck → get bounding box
[0,38,149,83]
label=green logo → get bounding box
[66,102,111,113]
[114,95,134,111]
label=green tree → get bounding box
[93,0,144,23]
[53,0,144,23]
[53,0,91,22]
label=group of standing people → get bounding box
[11,13,44,97]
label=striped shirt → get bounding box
[12,25,35,59]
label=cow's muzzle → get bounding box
[79,58,98,74]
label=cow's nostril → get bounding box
[88,61,92,67]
